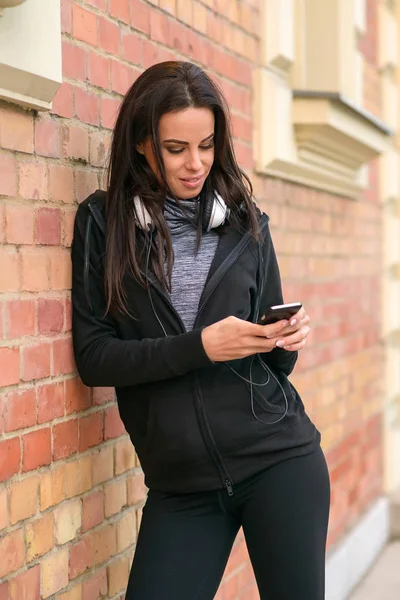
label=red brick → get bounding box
[70,535,94,579]
[0,153,17,197]
[34,117,61,158]
[22,428,51,471]
[104,405,126,439]
[0,530,25,578]
[53,419,79,460]
[51,82,74,119]
[62,40,86,81]
[38,298,64,335]
[142,39,160,69]
[49,164,75,204]
[22,342,51,381]
[0,438,21,482]
[87,51,110,89]
[92,387,115,405]
[86,0,107,9]
[0,347,20,387]
[75,87,99,126]
[61,0,72,34]
[89,131,110,168]
[63,209,77,247]
[0,106,34,153]
[0,583,8,600]
[5,204,35,244]
[168,19,188,53]
[65,378,91,414]
[0,489,8,530]
[73,4,98,46]
[111,60,133,95]
[20,248,49,292]
[99,17,120,55]
[74,169,99,203]
[150,8,170,44]
[62,124,89,162]
[127,472,147,505]
[82,491,104,532]
[5,299,35,338]
[36,208,61,245]
[19,161,48,200]
[110,0,130,24]
[49,247,72,290]
[4,388,36,432]
[93,524,117,565]
[79,412,104,452]
[9,565,40,600]
[65,298,72,331]
[82,568,107,600]
[121,31,142,65]
[52,338,75,375]
[37,382,64,424]
[130,0,151,34]
[100,96,121,129]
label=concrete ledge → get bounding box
[325,497,390,600]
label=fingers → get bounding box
[275,325,311,349]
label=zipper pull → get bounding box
[225,479,234,497]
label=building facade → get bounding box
[0,0,399,599]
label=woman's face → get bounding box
[138,107,215,199]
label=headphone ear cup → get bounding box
[134,196,153,231]
[205,192,229,232]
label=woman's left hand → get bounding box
[266,306,311,352]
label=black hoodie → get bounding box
[71,191,320,495]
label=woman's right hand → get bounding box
[201,316,290,362]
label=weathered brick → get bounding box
[22,342,51,382]
[127,472,147,506]
[4,388,36,432]
[130,0,151,34]
[121,31,142,65]
[53,418,79,461]
[65,377,91,414]
[108,557,130,596]
[37,381,64,424]
[25,513,54,562]
[92,386,115,406]
[82,569,107,600]
[87,51,110,89]
[0,489,8,530]
[115,438,135,474]
[89,131,111,168]
[49,164,74,204]
[116,510,136,552]
[66,456,92,498]
[22,428,51,471]
[104,479,127,517]
[55,499,82,544]
[63,208,77,247]
[36,208,62,246]
[9,565,40,600]
[0,347,20,387]
[40,464,66,510]
[104,404,126,439]
[5,204,35,245]
[50,248,72,291]
[5,299,35,338]
[91,445,114,485]
[73,4,98,46]
[58,583,82,600]
[98,16,120,55]
[9,474,39,524]
[111,59,133,95]
[62,40,86,81]
[0,437,20,482]
[75,87,99,126]
[62,124,89,162]
[20,248,49,292]
[38,298,64,335]
[79,412,104,452]
[0,152,17,197]
[110,0,130,23]
[51,82,74,119]
[0,106,34,153]
[52,337,75,375]
[41,549,69,598]
[0,529,25,578]
[74,169,99,204]
[19,162,48,200]
[34,117,61,158]
[69,535,94,579]
[100,96,121,129]
[82,491,104,532]
[93,524,117,565]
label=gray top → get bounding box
[164,197,219,331]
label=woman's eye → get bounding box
[200,144,214,151]
[166,148,184,154]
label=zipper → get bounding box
[194,376,234,496]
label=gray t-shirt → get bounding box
[164,197,219,331]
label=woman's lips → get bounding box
[179,175,204,189]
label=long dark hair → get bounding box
[106,60,259,316]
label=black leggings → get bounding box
[126,446,330,600]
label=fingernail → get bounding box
[290,318,297,326]
[276,340,285,347]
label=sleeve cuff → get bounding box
[165,328,213,374]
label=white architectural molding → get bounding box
[325,498,390,600]
[0,0,62,110]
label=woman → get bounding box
[71,61,330,600]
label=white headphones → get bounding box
[133,192,230,232]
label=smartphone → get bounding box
[258,302,302,325]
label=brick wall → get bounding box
[0,0,384,599]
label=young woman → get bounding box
[71,61,330,600]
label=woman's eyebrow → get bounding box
[162,133,214,144]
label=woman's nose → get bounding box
[186,151,202,171]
